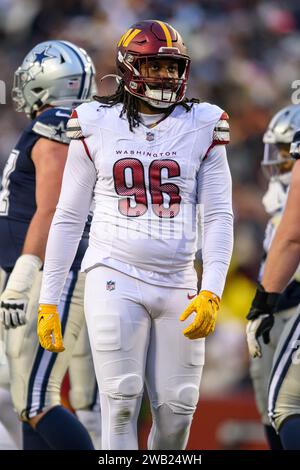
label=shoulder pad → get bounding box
[191,102,223,124]
[67,101,101,140]
[213,111,230,145]
[192,101,221,115]
[66,109,84,139]
[32,108,71,144]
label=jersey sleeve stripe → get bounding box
[203,142,216,160]
[66,113,84,139]
[203,112,230,159]
[212,113,230,145]
[80,138,92,162]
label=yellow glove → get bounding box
[37,304,65,353]
[179,290,220,339]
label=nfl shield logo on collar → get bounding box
[146,131,154,142]
[106,280,115,291]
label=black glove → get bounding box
[246,284,280,358]
[246,283,280,344]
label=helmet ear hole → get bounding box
[32,87,43,94]
[177,59,186,77]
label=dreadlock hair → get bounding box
[93,80,200,132]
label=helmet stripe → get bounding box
[59,41,86,99]
[85,65,94,99]
[156,21,172,47]
[123,28,142,47]
[118,28,133,47]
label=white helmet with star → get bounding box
[12,40,96,118]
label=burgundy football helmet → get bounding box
[116,20,191,109]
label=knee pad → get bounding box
[167,383,199,414]
[269,406,300,433]
[268,388,294,432]
[103,373,143,400]
[269,408,285,432]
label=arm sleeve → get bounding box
[39,139,96,304]
[197,145,233,298]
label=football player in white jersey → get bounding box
[38,20,233,450]
[246,105,300,450]
[247,128,300,450]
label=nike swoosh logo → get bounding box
[55,111,71,118]
[187,293,197,300]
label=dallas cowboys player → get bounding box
[247,127,300,450]
[38,20,233,450]
[246,105,300,450]
[0,269,21,449]
[0,40,98,449]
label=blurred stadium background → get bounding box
[1,0,300,450]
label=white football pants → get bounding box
[84,265,205,450]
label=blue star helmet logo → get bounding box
[33,47,56,66]
[53,122,65,138]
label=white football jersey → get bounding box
[68,101,230,288]
[39,100,232,305]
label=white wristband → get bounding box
[6,254,42,294]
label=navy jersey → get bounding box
[277,280,300,311]
[0,107,88,270]
[259,249,300,311]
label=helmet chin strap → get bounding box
[31,90,49,114]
